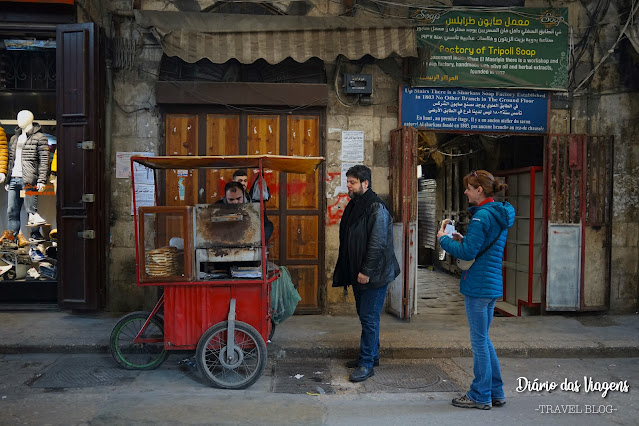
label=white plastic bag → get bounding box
[249,173,271,202]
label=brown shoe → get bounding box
[16,233,29,248]
[0,230,13,243]
[0,230,17,249]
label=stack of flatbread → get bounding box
[145,246,180,277]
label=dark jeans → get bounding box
[464,295,504,405]
[353,283,388,368]
[7,177,38,235]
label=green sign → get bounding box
[414,8,569,90]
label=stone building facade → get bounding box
[78,0,638,313]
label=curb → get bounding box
[2,344,638,359]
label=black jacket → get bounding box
[333,189,400,289]
[7,124,49,186]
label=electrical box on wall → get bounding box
[343,74,373,94]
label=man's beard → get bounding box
[349,187,364,199]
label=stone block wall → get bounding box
[106,40,164,312]
[324,62,401,314]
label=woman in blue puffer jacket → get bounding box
[437,170,515,410]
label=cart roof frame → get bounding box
[131,154,324,174]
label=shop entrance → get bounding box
[416,132,544,315]
[0,35,59,305]
[0,18,106,310]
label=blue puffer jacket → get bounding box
[439,201,515,298]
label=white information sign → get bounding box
[116,151,153,179]
[118,151,156,215]
[341,130,364,163]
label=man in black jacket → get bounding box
[333,165,400,382]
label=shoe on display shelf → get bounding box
[29,230,46,243]
[1,254,16,266]
[16,233,30,248]
[29,247,45,263]
[28,213,47,226]
[26,267,41,280]
[0,230,17,249]
[39,262,56,279]
[0,230,14,243]
[45,246,57,260]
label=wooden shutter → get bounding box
[56,23,105,309]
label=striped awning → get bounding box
[134,10,417,64]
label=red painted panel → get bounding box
[163,284,268,349]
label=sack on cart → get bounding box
[271,266,301,325]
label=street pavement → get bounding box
[1,268,638,425]
[0,268,638,359]
[0,353,637,425]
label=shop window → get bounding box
[0,39,57,121]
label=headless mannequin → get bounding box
[5,110,49,241]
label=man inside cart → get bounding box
[232,169,249,196]
[217,181,273,241]
[217,181,247,204]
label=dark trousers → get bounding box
[353,283,388,368]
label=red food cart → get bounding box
[109,154,324,389]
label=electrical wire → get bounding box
[574,0,639,92]
[333,55,359,107]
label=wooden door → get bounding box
[283,116,322,311]
[56,23,105,309]
[388,126,418,319]
[163,110,324,312]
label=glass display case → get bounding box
[137,206,194,283]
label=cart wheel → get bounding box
[196,321,267,390]
[3,269,16,280]
[110,311,168,370]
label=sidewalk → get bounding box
[1,308,638,359]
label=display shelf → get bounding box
[495,166,543,316]
[0,280,57,303]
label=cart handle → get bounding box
[226,298,237,363]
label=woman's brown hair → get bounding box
[463,170,508,197]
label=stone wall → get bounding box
[106,32,164,312]
[102,0,406,313]
[101,0,639,313]
[565,0,639,312]
[323,61,402,314]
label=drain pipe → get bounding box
[103,57,114,309]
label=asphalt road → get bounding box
[1,354,637,425]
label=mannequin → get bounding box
[3,110,50,243]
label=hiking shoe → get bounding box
[345,359,379,368]
[29,247,45,262]
[0,230,17,248]
[492,399,506,407]
[29,230,45,243]
[452,395,491,410]
[16,233,29,248]
[28,213,47,226]
[0,230,14,243]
